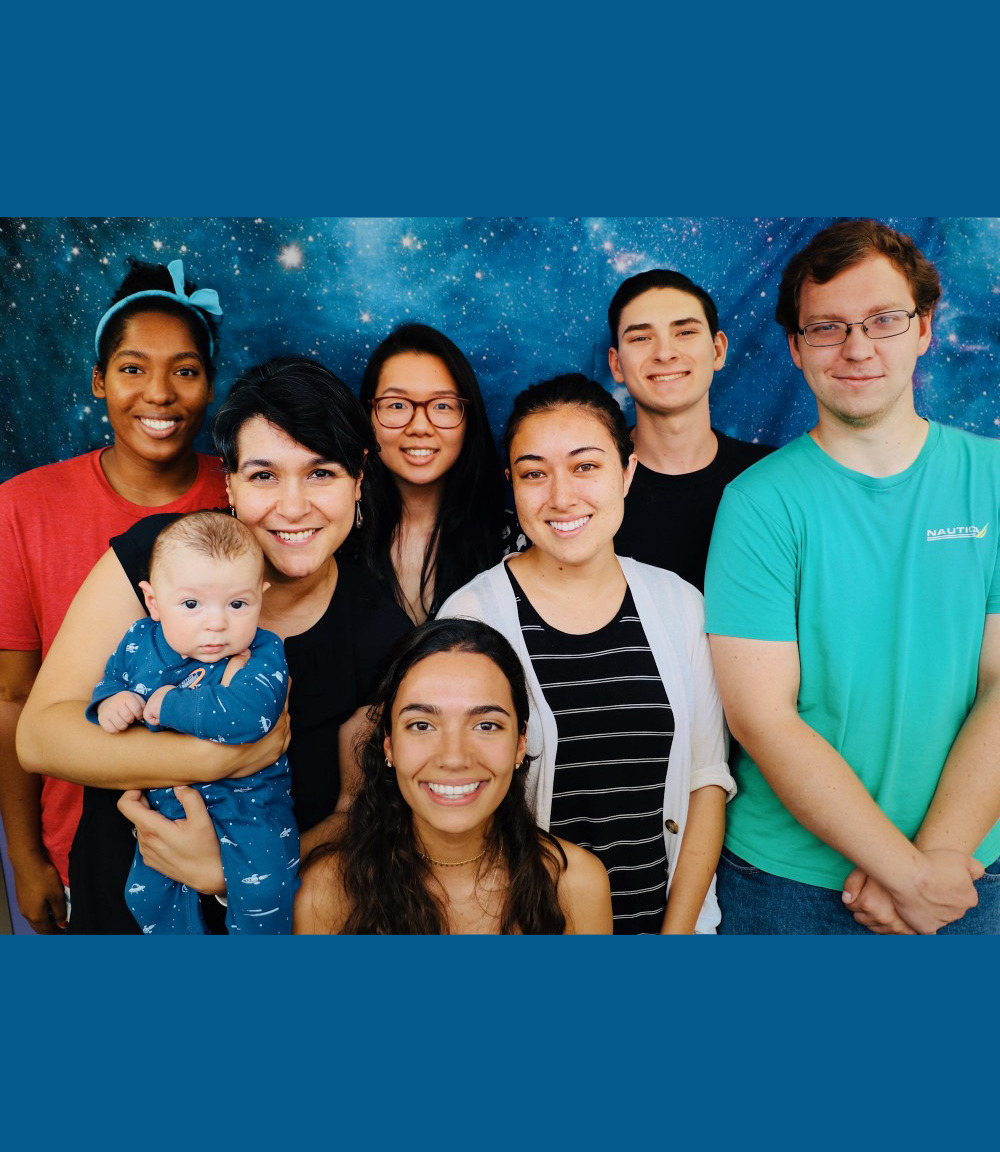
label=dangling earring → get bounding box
[355,500,363,530]
[385,757,393,769]
[228,505,237,518]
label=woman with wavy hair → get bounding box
[294,617,611,934]
[355,324,512,623]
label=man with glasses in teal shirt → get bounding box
[705,219,1000,934]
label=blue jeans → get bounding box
[716,847,1000,935]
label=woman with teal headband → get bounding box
[0,256,228,933]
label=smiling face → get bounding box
[371,352,466,489]
[508,406,637,568]
[789,254,932,432]
[91,310,213,469]
[139,548,264,662]
[226,416,363,581]
[608,287,727,420]
[385,649,527,843]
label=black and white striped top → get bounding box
[505,566,674,934]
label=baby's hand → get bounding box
[221,649,251,687]
[142,685,175,726]
[97,691,146,733]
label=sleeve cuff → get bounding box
[690,761,737,801]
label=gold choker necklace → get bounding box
[419,848,487,868]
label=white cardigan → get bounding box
[438,556,734,933]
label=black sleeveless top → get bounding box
[68,511,412,934]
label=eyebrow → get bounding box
[397,703,512,718]
[174,586,258,598]
[801,302,908,324]
[238,456,336,471]
[621,317,704,336]
[377,387,460,397]
[112,348,203,362]
[512,446,606,466]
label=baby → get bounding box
[87,511,299,934]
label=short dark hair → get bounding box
[608,269,720,346]
[212,356,374,478]
[775,219,942,335]
[319,617,568,935]
[95,257,220,379]
[503,373,633,469]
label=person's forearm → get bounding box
[17,698,235,789]
[0,698,47,861]
[661,785,726,934]
[915,681,1000,856]
[736,713,925,892]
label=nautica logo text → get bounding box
[926,523,989,541]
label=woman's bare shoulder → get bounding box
[293,850,351,935]
[551,836,613,935]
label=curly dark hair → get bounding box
[312,617,567,934]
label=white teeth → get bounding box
[139,417,178,430]
[650,372,687,382]
[427,781,483,797]
[403,449,435,457]
[550,516,590,533]
[274,530,317,541]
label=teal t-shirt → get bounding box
[705,422,1000,888]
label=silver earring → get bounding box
[385,757,393,769]
[355,500,363,530]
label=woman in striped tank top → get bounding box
[439,375,735,934]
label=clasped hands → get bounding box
[842,848,984,934]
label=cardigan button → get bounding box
[664,819,679,834]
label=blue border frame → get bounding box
[4,13,997,1143]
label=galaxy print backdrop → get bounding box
[2,216,999,482]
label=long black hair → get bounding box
[315,617,567,934]
[356,324,507,617]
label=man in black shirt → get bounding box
[608,269,774,591]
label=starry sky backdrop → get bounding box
[2,216,999,482]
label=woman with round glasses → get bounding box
[355,324,511,624]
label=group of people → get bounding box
[2,218,998,935]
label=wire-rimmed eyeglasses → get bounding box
[371,396,468,429]
[798,308,919,348]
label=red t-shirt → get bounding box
[0,449,229,884]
